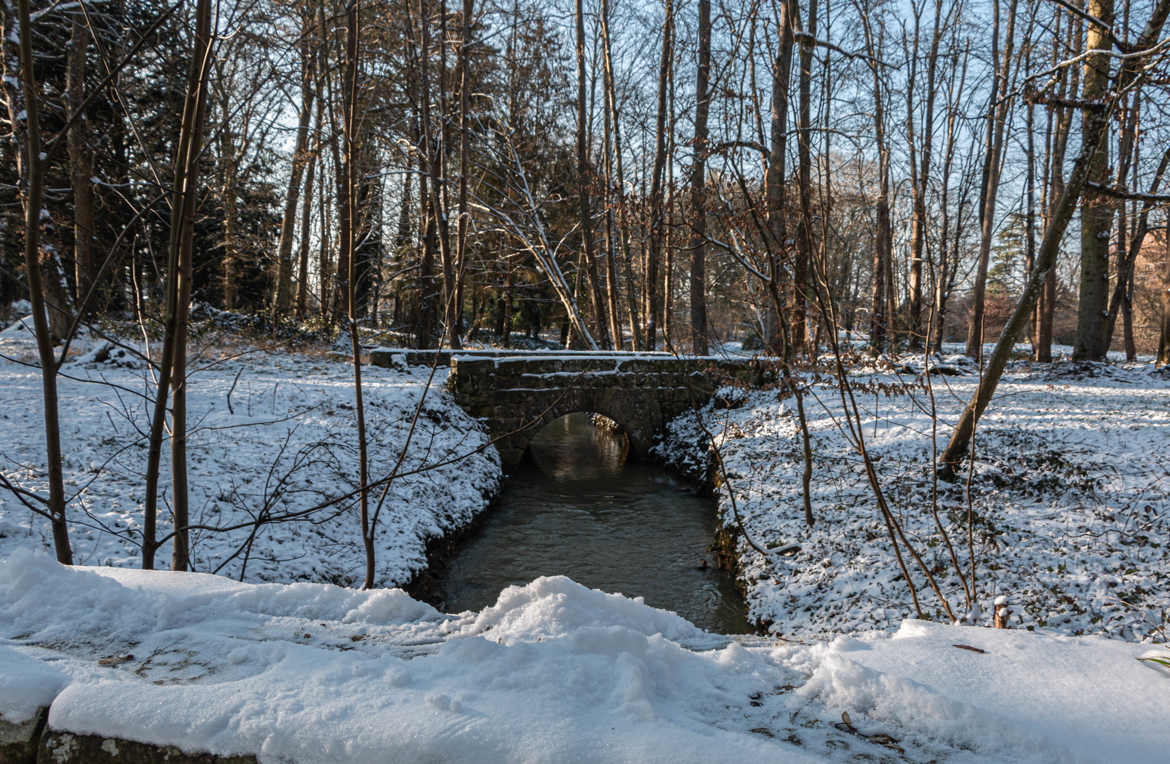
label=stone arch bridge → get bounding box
[372,350,776,465]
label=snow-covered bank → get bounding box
[0,318,500,587]
[2,552,1168,763]
[801,619,1170,763]
[4,320,1169,762]
[656,358,1170,643]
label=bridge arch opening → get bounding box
[525,412,631,478]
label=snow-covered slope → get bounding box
[656,358,1170,642]
[0,317,500,586]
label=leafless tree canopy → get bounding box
[4,0,1170,566]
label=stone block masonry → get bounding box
[0,708,258,764]
[370,351,776,466]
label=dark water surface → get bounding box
[436,413,753,633]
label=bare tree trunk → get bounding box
[1122,268,1136,360]
[1113,0,1134,365]
[645,0,675,351]
[766,0,796,356]
[942,90,1109,468]
[413,0,438,348]
[906,0,944,349]
[569,247,586,348]
[5,0,73,563]
[1024,45,1037,353]
[793,0,818,356]
[1039,10,1082,362]
[1037,242,1057,358]
[333,0,373,587]
[1113,98,1133,359]
[142,0,213,572]
[454,0,474,349]
[689,0,711,355]
[1034,35,1055,358]
[171,0,214,572]
[859,9,889,353]
[296,153,318,320]
[575,0,610,347]
[295,93,321,320]
[319,141,333,319]
[814,0,834,357]
[601,81,624,349]
[502,257,514,345]
[965,0,1016,358]
[140,0,211,568]
[599,0,640,347]
[1160,231,1170,367]
[68,12,95,314]
[663,67,677,350]
[1024,35,1034,350]
[436,0,457,346]
[323,0,350,328]
[273,15,317,319]
[316,0,337,321]
[217,72,241,312]
[932,36,968,352]
[1072,0,1115,361]
[1105,146,1170,346]
[338,0,373,586]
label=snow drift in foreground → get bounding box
[3,551,1168,763]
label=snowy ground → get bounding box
[3,551,1169,763]
[656,352,1170,643]
[4,313,1169,762]
[0,315,499,587]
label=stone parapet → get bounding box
[0,709,257,764]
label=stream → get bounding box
[436,413,753,634]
